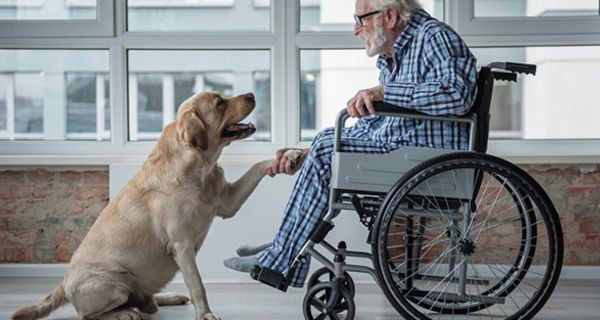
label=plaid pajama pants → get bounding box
[256,125,400,288]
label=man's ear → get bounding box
[176,109,208,151]
[384,7,399,29]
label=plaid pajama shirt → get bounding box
[256,9,478,287]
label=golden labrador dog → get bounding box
[12,92,273,320]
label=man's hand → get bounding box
[346,85,385,118]
[266,148,309,177]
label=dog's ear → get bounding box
[176,109,208,151]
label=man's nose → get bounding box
[353,23,362,36]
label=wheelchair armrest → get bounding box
[334,101,477,152]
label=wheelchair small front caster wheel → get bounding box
[303,282,355,320]
[307,267,355,298]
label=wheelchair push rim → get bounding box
[372,152,563,320]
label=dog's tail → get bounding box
[12,282,68,320]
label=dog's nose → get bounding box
[244,92,255,101]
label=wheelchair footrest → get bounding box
[250,265,289,292]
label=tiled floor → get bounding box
[1,277,599,320]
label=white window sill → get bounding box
[0,154,277,166]
[1,140,600,166]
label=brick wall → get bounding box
[0,164,598,265]
[525,164,600,265]
[0,168,108,263]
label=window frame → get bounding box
[1,0,600,164]
[0,0,113,37]
[0,0,285,162]
[128,0,235,8]
[451,0,600,37]
[446,0,600,160]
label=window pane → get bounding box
[66,73,110,139]
[300,0,444,32]
[0,75,7,130]
[128,50,271,141]
[473,46,600,139]
[474,0,599,17]
[0,49,110,141]
[0,0,97,20]
[299,49,378,141]
[14,73,43,134]
[301,47,600,141]
[127,0,270,32]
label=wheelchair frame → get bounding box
[251,62,564,320]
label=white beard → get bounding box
[364,17,387,57]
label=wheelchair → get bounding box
[251,62,564,320]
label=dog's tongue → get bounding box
[222,122,256,137]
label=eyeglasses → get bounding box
[353,10,382,27]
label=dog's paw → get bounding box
[97,308,143,320]
[202,312,222,320]
[283,149,303,165]
[153,292,190,306]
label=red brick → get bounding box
[67,206,85,216]
[55,230,72,246]
[85,202,108,216]
[4,215,37,230]
[0,185,34,199]
[582,171,600,186]
[74,186,108,201]
[82,171,109,186]
[0,203,17,215]
[26,169,56,185]
[0,171,26,184]
[0,247,33,263]
[55,171,83,185]
[53,248,73,262]
[0,230,36,248]
[569,186,589,198]
[32,186,66,199]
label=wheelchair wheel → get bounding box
[303,282,355,320]
[372,152,563,320]
[307,267,356,298]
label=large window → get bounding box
[127,0,271,32]
[0,76,6,131]
[299,49,378,141]
[0,0,97,20]
[128,50,271,141]
[0,1,111,37]
[453,0,600,157]
[474,0,599,17]
[66,72,110,140]
[300,0,444,31]
[0,50,110,141]
[1,1,600,161]
[473,46,600,140]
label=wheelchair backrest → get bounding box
[468,67,495,153]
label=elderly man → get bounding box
[224,0,478,288]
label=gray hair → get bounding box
[372,0,422,24]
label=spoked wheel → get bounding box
[307,267,356,298]
[372,152,563,320]
[303,282,355,320]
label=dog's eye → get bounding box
[216,98,226,109]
